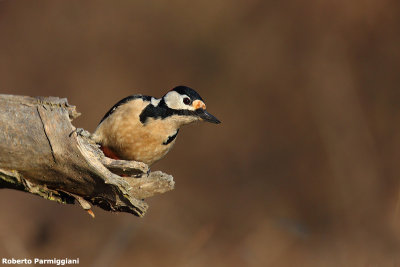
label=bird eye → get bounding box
[183,97,191,105]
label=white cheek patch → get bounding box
[164,91,195,110]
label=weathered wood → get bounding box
[0,94,174,217]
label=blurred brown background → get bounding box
[0,0,400,266]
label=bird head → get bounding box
[162,86,221,125]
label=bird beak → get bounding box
[195,109,221,124]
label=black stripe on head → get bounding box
[171,86,204,101]
[139,103,197,124]
[99,95,151,124]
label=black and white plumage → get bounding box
[92,86,220,166]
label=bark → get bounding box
[0,94,174,217]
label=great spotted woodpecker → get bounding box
[92,86,221,166]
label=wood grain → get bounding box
[0,94,174,217]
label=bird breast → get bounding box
[93,98,179,165]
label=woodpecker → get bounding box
[92,86,221,166]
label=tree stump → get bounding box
[0,94,174,217]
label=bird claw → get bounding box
[132,168,151,178]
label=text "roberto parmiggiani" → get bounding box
[2,258,79,265]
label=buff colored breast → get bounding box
[93,99,179,166]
